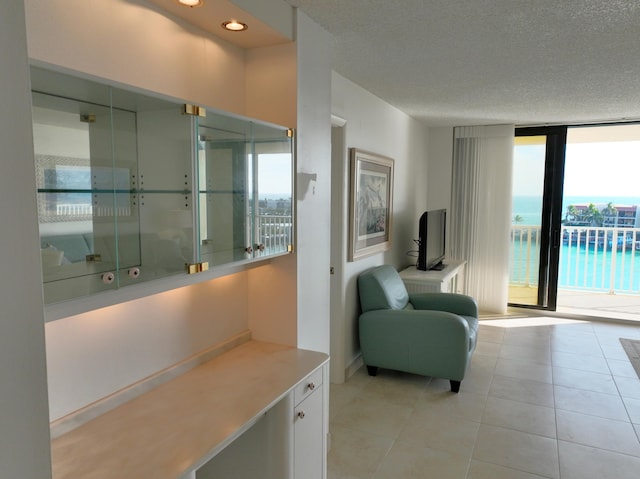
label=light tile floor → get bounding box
[328,316,640,478]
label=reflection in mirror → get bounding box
[254,132,293,256]
[135,105,195,279]
[30,65,293,307]
[32,93,124,286]
[197,115,293,267]
[31,75,142,303]
[31,66,198,305]
[198,121,249,267]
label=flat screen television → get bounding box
[417,209,446,271]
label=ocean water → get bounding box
[511,237,640,292]
[511,196,640,292]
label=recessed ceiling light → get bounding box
[177,0,203,7]
[222,20,249,32]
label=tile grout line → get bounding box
[551,337,562,479]
[464,328,499,479]
[595,325,639,437]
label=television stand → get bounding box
[399,260,466,294]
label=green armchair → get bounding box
[358,265,478,392]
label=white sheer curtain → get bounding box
[449,125,515,314]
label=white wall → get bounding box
[46,274,250,419]
[330,121,347,381]
[294,11,333,354]
[330,72,429,381]
[0,2,52,477]
[245,41,298,348]
[25,0,247,116]
[24,0,306,421]
[245,42,297,126]
[427,127,454,210]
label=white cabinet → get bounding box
[293,368,324,479]
[196,367,325,479]
[294,380,324,479]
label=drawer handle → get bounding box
[297,410,306,419]
[307,382,316,391]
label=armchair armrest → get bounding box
[409,292,478,317]
[360,309,471,341]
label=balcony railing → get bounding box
[257,214,292,254]
[510,225,640,294]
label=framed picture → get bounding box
[348,148,394,261]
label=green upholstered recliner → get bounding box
[358,265,479,393]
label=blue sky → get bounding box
[258,154,292,196]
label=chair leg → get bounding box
[450,380,461,393]
[366,365,378,376]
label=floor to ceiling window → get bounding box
[509,123,640,321]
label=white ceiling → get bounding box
[148,0,640,127]
[288,0,640,127]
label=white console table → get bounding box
[399,260,466,294]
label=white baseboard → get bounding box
[345,353,364,380]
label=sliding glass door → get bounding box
[509,126,567,310]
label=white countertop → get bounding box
[51,340,329,479]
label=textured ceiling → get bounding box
[286,0,640,126]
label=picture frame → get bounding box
[348,148,394,261]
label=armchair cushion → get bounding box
[358,264,410,312]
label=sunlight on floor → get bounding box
[480,316,589,328]
[508,284,640,323]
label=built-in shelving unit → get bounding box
[32,66,294,309]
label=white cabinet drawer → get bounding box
[294,368,323,406]
[294,384,323,479]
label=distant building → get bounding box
[259,197,292,215]
[567,203,640,228]
[602,205,639,228]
